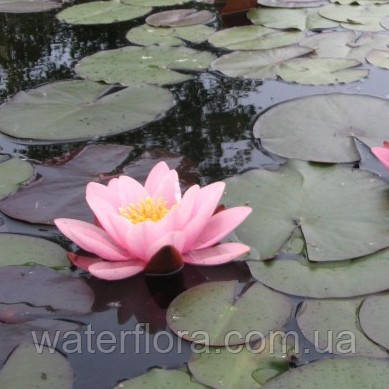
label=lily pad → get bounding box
[167,281,293,346]
[208,25,303,50]
[0,0,61,13]
[188,337,290,388]
[248,248,389,298]
[0,80,175,141]
[359,294,389,350]
[258,0,328,7]
[123,0,191,5]
[211,46,313,80]
[0,157,33,200]
[261,357,389,388]
[0,343,73,389]
[56,0,151,25]
[76,46,216,86]
[366,48,389,68]
[277,58,367,85]
[115,369,205,388]
[224,160,389,261]
[0,234,69,268]
[253,93,389,163]
[126,24,216,46]
[297,299,387,357]
[0,265,94,313]
[0,144,133,224]
[146,9,215,27]
[247,8,339,31]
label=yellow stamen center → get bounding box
[119,196,169,224]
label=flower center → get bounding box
[119,196,169,224]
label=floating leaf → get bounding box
[0,144,132,224]
[261,357,389,388]
[115,369,206,388]
[359,294,389,350]
[248,248,389,298]
[56,0,151,25]
[297,299,387,357]
[126,24,216,46]
[254,94,389,163]
[0,80,175,141]
[332,0,389,4]
[167,281,293,346]
[0,265,94,313]
[0,343,73,389]
[0,157,33,200]
[146,9,215,27]
[188,337,290,388]
[208,25,303,50]
[277,58,367,85]
[247,8,338,31]
[0,234,69,268]
[76,46,216,86]
[123,0,191,5]
[224,161,389,261]
[366,48,389,68]
[258,0,328,7]
[211,46,313,80]
[0,0,61,13]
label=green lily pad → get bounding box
[359,294,389,350]
[254,93,389,163]
[248,248,389,298]
[0,80,175,141]
[167,281,293,346]
[56,0,151,25]
[297,299,387,357]
[319,4,389,31]
[0,234,69,268]
[115,369,206,388]
[208,25,303,50]
[126,24,216,46]
[261,357,389,388]
[211,46,313,80]
[0,343,73,389]
[123,0,191,5]
[224,161,389,261]
[0,0,61,13]
[0,157,33,200]
[188,337,290,388]
[332,0,389,4]
[366,48,389,68]
[278,57,367,85]
[247,8,339,31]
[145,9,215,27]
[258,0,328,7]
[76,46,216,86]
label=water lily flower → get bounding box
[55,162,252,280]
[372,141,389,170]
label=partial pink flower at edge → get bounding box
[372,141,389,170]
[54,161,252,281]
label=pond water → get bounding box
[1,0,389,388]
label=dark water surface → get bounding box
[1,2,389,388]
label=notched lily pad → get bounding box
[366,48,389,68]
[126,24,216,46]
[76,46,216,86]
[167,281,293,346]
[56,0,151,25]
[0,80,175,141]
[0,157,34,200]
[0,234,69,268]
[146,9,215,27]
[254,93,389,163]
[0,0,61,13]
[224,160,389,262]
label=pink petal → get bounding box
[193,207,252,250]
[117,175,148,207]
[69,254,144,280]
[152,170,181,207]
[145,161,170,194]
[372,146,389,170]
[54,218,129,261]
[184,243,250,266]
[145,231,185,261]
[173,185,200,229]
[86,181,120,208]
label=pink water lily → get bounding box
[55,162,252,281]
[372,141,389,170]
